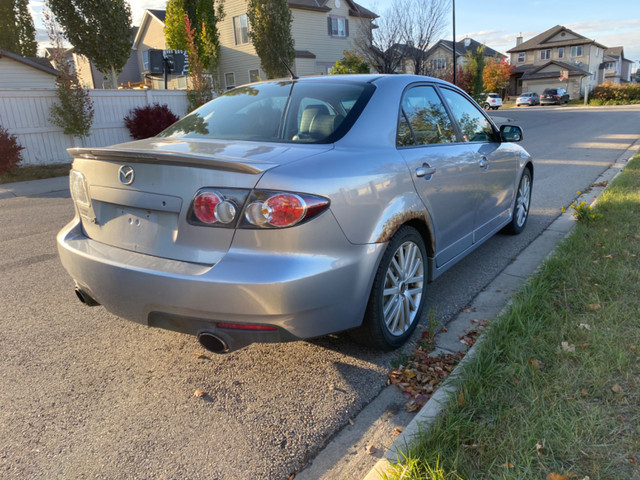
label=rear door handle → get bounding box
[416,166,436,177]
[479,157,489,169]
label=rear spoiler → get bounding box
[68,147,275,175]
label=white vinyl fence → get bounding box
[0,89,189,166]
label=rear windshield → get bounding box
[159,80,375,144]
[543,89,557,94]
[488,94,500,98]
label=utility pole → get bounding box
[452,0,456,86]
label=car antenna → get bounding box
[280,56,298,80]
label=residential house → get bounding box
[45,41,141,89]
[0,49,58,89]
[600,46,633,84]
[507,25,607,98]
[218,0,377,89]
[424,38,506,77]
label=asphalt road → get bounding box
[2,105,639,480]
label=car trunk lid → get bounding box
[68,139,332,265]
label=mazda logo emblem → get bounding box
[118,165,135,185]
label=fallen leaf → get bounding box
[529,359,541,370]
[513,377,520,385]
[441,326,448,332]
[461,307,476,313]
[547,474,570,480]
[581,388,589,396]
[611,384,624,394]
[457,391,464,406]
[588,304,601,311]
[348,418,354,426]
[393,427,404,435]
[192,352,207,359]
[629,457,638,465]
[289,474,295,480]
[463,443,478,449]
[536,441,544,457]
[630,345,637,351]
[501,462,514,469]
[193,389,207,398]
[365,444,377,455]
[604,254,613,259]
[578,323,591,330]
[579,343,590,349]
[561,342,576,353]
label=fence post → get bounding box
[145,89,154,106]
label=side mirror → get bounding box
[500,124,523,142]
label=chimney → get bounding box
[516,34,523,46]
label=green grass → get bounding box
[0,163,71,184]
[385,153,640,480]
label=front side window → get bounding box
[540,49,550,60]
[439,88,497,143]
[159,80,375,144]
[517,52,525,63]
[234,14,249,45]
[397,85,456,147]
[571,45,583,57]
[328,16,348,37]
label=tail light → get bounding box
[188,188,329,229]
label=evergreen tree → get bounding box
[164,0,224,72]
[247,0,295,79]
[0,0,37,57]
[48,0,133,88]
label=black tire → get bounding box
[483,103,490,111]
[504,168,532,235]
[351,226,427,350]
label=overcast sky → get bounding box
[29,0,639,71]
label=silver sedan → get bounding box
[58,74,533,353]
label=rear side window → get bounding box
[397,85,456,147]
[159,80,374,144]
[439,88,498,143]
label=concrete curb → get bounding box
[0,176,69,200]
[362,138,639,480]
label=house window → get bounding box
[224,72,236,90]
[431,58,446,70]
[540,49,550,60]
[143,50,150,71]
[517,52,525,63]
[233,14,249,45]
[557,47,564,59]
[177,76,187,90]
[571,45,583,57]
[249,69,260,83]
[328,16,348,38]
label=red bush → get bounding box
[0,125,24,174]
[124,103,180,140]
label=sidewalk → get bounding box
[0,176,69,200]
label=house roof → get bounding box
[289,0,377,18]
[508,25,607,53]
[427,38,505,59]
[520,60,590,80]
[133,10,167,49]
[0,49,59,76]
[604,46,633,63]
[147,9,166,23]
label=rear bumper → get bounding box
[57,218,385,342]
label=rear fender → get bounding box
[368,193,434,256]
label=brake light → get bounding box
[69,170,90,208]
[188,188,247,227]
[244,192,329,228]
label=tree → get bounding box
[47,0,132,88]
[247,0,295,79]
[459,44,486,96]
[483,56,514,95]
[183,15,214,111]
[329,50,370,74]
[44,10,94,138]
[0,0,37,57]
[356,0,448,75]
[164,0,224,72]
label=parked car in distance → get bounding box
[540,87,570,105]
[476,92,503,110]
[58,74,533,354]
[516,92,540,106]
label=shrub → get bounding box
[0,125,24,174]
[124,103,180,140]
[589,82,640,105]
